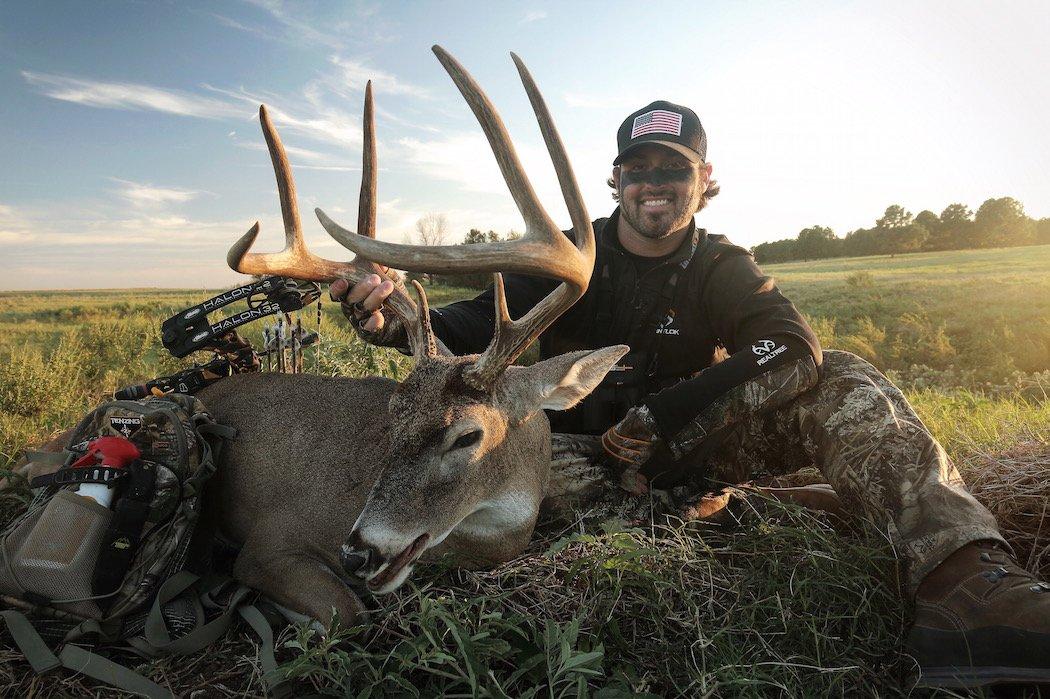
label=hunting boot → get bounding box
[908,540,1050,687]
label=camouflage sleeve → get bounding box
[661,353,819,461]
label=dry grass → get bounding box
[964,441,1050,577]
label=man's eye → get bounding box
[451,430,482,450]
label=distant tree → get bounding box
[935,203,975,249]
[1037,218,1050,245]
[753,238,798,264]
[843,227,879,257]
[506,230,523,241]
[444,228,513,288]
[870,205,926,256]
[974,197,1034,248]
[914,210,941,249]
[410,213,450,283]
[880,223,929,255]
[876,205,913,230]
[795,225,839,260]
[414,212,449,247]
[940,203,973,226]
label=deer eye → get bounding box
[450,430,482,451]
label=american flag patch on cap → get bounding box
[631,109,683,139]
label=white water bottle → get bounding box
[71,436,141,508]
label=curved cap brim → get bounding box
[613,140,702,165]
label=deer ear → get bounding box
[499,345,630,422]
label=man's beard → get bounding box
[619,186,699,240]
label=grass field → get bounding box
[1,246,1048,696]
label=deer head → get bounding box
[227,46,626,594]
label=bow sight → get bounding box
[161,276,320,358]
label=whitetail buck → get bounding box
[190,46,629,624]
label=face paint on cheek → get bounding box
[620,167,695,187]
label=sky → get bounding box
[1,0,1048,290]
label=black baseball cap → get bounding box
[613,100,706,165]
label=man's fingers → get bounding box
[360,311,385,333]
[344,275,382,306]
[328,278,349,301]
[360,280,394,313]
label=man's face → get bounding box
[613,145,708,240]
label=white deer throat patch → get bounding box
[455,491,538,539]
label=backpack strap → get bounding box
[1,609,173,698]
[196,422,237,441]
[58,644,173,699]
[0,609,62,674]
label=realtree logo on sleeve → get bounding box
[752,339,787,365]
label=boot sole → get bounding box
[918,665,1050,688]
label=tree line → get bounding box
[753,197,1050,264]
[404,213,523,288]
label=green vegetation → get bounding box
[1,246,1048,696]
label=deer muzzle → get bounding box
[339,543,372,575]
[341,528,432,593]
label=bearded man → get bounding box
[330,101,1050,688]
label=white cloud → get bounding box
[112,179,202,207]
[327,56,430,98]
[22,71,245,119]
[0,230,35,243]
[397,133,507,195]
[204,84,364,150]
[241,0,344,50]
[230,136,338,164]
[521,10,548,23]
[205,12,281,41]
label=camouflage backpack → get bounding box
[0,394,277,697]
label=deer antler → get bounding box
[226,86,446,359]
[315,46,594,390]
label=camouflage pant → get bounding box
[692,350,1006,590]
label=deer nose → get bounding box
[340,545,371,575]
[341,530,381,577]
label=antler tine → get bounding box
[358,81,377,241]
[508,52,594,267]
[461,52,597,389]
[227,105,354,280]
[409,280,439,359]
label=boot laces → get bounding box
[977,548,1049,592]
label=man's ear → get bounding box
[497,345,630,424]
[611,166,621,189]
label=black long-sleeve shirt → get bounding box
[428,208,822,455]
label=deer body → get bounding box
[196,346,622,624]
